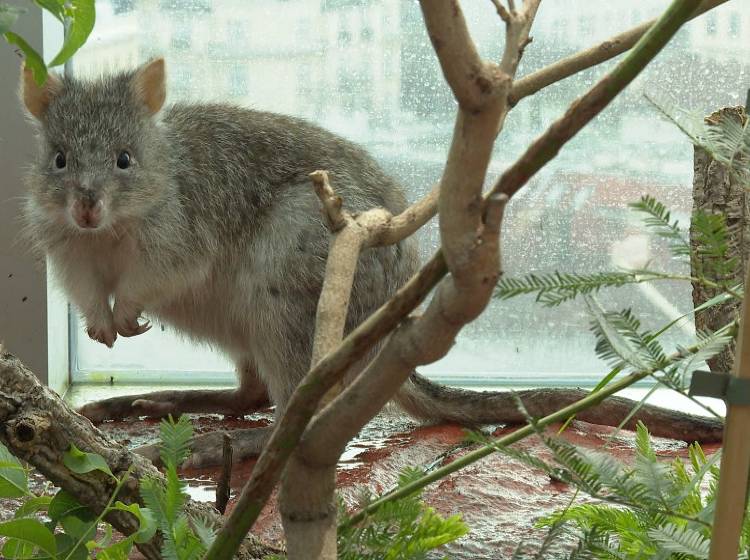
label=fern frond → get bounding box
[338,466,467,560]
[628,195,691,258]
[159,415,193,470]
[692,210,739,283]
[674,326,735,382]
[646,93,750,185]
[191,515,217,548]
[587,298,667,371]
[495,271,646,306]
[647,523,710,558]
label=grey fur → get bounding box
[21,62,433,421]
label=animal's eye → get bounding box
[116,151,131,169]
[54,151,66,169]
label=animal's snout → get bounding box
[70,194,105,229]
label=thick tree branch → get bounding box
[420,0,508,112]
[508,0,729,106]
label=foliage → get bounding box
[1,0,95,85]
[0,441,154,560]
[140,415,215,560]
[334,466,468,560]
[646,93,750,188]
[505,422,732,560]
[0,416,214,560]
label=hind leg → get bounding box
[78,358,269,422]
[148,317,315,468]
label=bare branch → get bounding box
[368,183,439,247]
[301,196,508,467]
[311,229,364,368]
[508,0,729,106]
[419,0,508,111]
[490,0,511,23]
[310,170,347,232]
[216,432,232,515]
[499,0,541,75]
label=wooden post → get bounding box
[705,106,750,559]
[709,265,750,558]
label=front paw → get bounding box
[113,300,152,338]
[87,323,117,348]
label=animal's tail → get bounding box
[393,372,724,443]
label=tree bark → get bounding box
[0,347,280,560]
[691,106,749,373]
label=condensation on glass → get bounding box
[69,0,750,385]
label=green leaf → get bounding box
[0,443,29,498]
[49,489,92,522]
[53,531,90,560]
[159,415,194,470]
[60,514,97,541]
[113,501,157,543]
[0,4,24,34]
[49,0,95,67]
[34,0,65,22]
[2,538,36,560]
[14,495,53,518]
[4,31,47,85]
[63,444,114,478]
[96,537,134,560]
[0,518,57,558]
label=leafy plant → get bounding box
[336,466,468,560]
[646,93,750,187]
[2,0,95,84]
[0,441,155,560]
[140,415,216,560]
[515,422,728,560]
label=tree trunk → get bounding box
[691,106,749,373]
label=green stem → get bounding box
[62,467,134,560]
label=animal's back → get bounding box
[154,103,419,401]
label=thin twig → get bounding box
[490,0,511,22]
[310,170,347,232]
[508,0,729,106]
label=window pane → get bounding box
[68,0,750,384]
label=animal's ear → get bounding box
[20,64,62,120]
[132,58,166,114]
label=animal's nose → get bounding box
[71,195,104,229]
